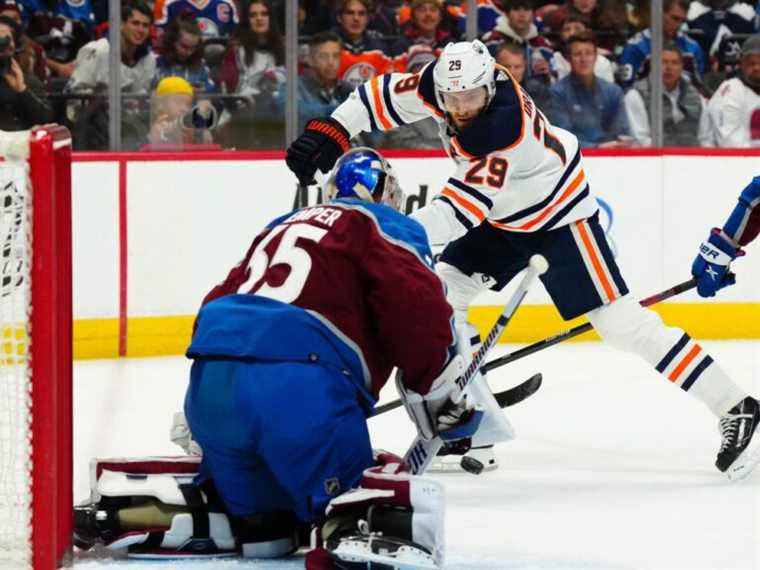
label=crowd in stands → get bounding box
[0,0,757,150]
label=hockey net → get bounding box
[0,127,72,569]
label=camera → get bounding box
[180,103,219,130]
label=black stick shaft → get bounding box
[481,277,697,373]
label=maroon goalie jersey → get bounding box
[194,198,458,402]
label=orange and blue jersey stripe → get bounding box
[357,75,407,132]
[655,333,714,391]
[435,178,494,231]
[569,218,622,305]
[489,149,588,233]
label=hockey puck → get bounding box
[460,456,484,475]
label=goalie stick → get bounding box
[372,372,542,416]
[403,255,549,475]
[481,276,702,374]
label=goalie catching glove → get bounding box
[285,117,350,186]
[396,354,484,444]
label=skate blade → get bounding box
[727,431,760,482]
[333,540,438,570]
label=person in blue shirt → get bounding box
[618,0,706,90]
[550,31,632,148]
[153,13,216,94]
[256,31,352,132]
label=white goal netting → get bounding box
[0,133,32,568]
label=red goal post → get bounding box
[0,126,72,569]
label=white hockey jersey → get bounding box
[331,63,599,245]
[67,38,157,95]
[704,77,760,148]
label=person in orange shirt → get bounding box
[333,0,397,87]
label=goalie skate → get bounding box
[428,445,498,473]
[330,533,438,570]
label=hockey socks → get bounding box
[588,297,748,418]
[654,332,747,417]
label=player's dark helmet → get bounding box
[325,147,405,212]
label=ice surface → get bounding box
[72,340,760,569]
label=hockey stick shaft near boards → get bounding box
[403,255,549,475]
[481,276,700,374]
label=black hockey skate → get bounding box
[716,397,760,481]
[73,498,126,550]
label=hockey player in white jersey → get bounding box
[286,39,760,481]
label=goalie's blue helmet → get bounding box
[326,147,405,212]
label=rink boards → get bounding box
[70,149,760,359]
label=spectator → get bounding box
[154,13,216,94]
[218,0,283,96]
[494,40,555,117]
[624,43,711,146]
[215,0,286,149]
[395,0,456,70]
[686,0,757,59]
[704,33,760,146]
[400,0,454,51]
[618,0,706,90]
[18,1,91,81]
[704,30,754,94]
[147,76,215,147]
[481,0,554,81]
[155,0,239,41]
[298,0,334,36]
[333,0,395,87]
[0,1,46,82]
[257,31,351,132]
[0,15,52,130]
[367,0,403,36]
[551,31,632,147]
[447,0,511,37]
[550,13,615,82]
[66,1,155,150]
[20,0,96,30]
[539,0,629,54]
[66,0,155,94]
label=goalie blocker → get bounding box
[74,454,446,570]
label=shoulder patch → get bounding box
[453,77,524,157]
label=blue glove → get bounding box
[437,397,485,442]
[691,230,742,298]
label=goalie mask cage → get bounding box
[0,127,73,570]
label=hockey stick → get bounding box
[403,255,549,475]
[494,372,542,407]
[372,371,542,416]
[376,277,699,417]
[481,276,700,374]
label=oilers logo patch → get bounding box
[343,62,377,88]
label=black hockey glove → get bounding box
[285,117,351,186]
